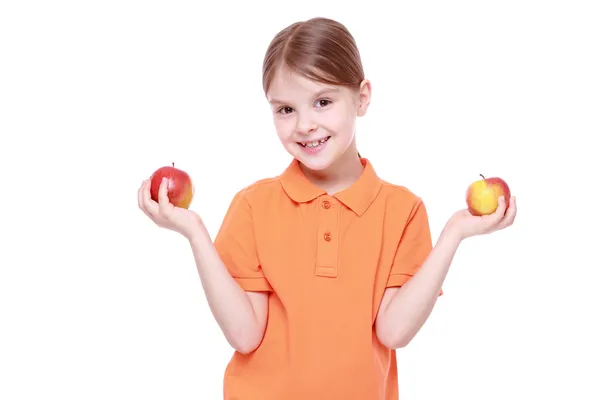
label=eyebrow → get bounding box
[268,88,340,106]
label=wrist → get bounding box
[184,216,208,243]
[440,224,464,247]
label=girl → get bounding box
[138,17,516,400]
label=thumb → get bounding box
[158,177,174,217]
[484,196,507,229]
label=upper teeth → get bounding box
[304,138,328,148]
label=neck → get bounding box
[299,145,364,195]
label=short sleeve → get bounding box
[387,200,442,295]
[214,191,273,292]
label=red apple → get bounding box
[466,174,511,216]
[150,162,194,209]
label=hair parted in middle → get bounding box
[262,17,366,95]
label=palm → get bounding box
[447,196,517,239]
[138,178,202,239]
[159,200,197,230]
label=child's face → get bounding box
[266,67,370,171]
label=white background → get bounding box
[1,1,599,399]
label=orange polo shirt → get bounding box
[214,158,435,400]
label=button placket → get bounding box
[315,197,339,278]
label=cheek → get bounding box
[273,117,295,140]
[323,109,354,134]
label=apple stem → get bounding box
[172,162,174,167]
[480,174,485,179]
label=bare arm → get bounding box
[375,228,461,349]
[137,178,268,354]
[188,224,268,354]
[375,195,516,349]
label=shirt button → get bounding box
[324,232,332,241]
[322,200,331,209]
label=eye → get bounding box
[315,99,332,108]
[277,106,294,115]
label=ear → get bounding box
[357,79,371,117]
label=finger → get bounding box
[490,196,507,222]
[497,196,517,229]
[138,180,152,218]
[158,177,173,217]
[142,179,159,218]
[481,196,507,232]
[137,180,144,208]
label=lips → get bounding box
[298,136,331,148]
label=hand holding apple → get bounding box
[150,163,194,209]
[466,174,511,216]
[442,175,517,241]
[138,164,203,240]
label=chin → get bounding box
[285,140,336,171]
[296,155,335,171]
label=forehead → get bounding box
[267,67,343,104]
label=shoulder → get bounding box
[219,176,282,228]
[371,181,432,239]
[371,179,430,227]
[379,179,425,207]
[227,175,285,207]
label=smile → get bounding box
[298,136,331,148]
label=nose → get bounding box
[295,112,317,135]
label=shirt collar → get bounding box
[279,157,383,216]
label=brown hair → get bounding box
[262,17,365,93]
[262,17,366,158]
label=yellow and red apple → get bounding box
[150,163,194,209]
[466,174,511,216]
